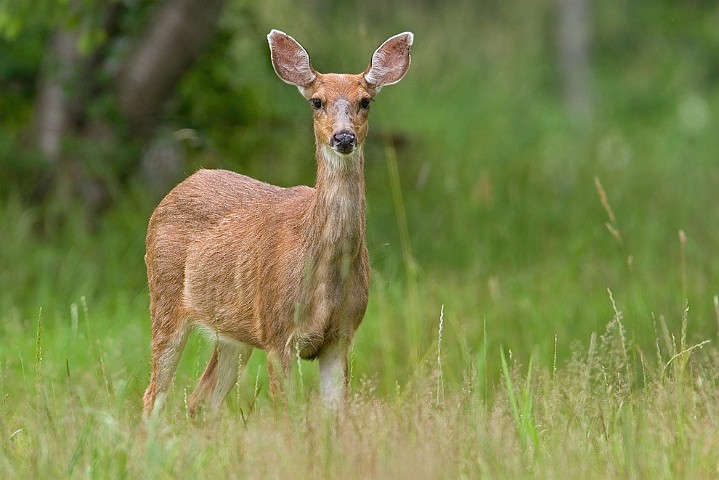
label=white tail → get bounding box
[143,29,413,417]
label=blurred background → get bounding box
[1,0,718,393]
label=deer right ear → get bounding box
[268,29,317,91]
[364,32,413,91]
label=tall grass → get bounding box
[1,287,717,478]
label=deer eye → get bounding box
[310,98,323,110]
[360,97,372,110]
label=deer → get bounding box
[142,29,413,418]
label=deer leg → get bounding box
[267,350,290,405]
[188,341,253,417]
[143,322,190,418]
[187,345,219,417]
[208,342,253,415]
[318,340,349,410]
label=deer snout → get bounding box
[330,130,357,155]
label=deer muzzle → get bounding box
[330,130,357,155]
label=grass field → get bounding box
[1,271,718,477]
[2,1,719,477]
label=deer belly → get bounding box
[182,242,259,345]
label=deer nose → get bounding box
[330,130,357,154]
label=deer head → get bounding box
[268,30,413,164]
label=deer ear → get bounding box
[268,29,317,89]
[364,32,413,90]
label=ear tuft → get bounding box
[364,32,413,89]
[268,29,317,88]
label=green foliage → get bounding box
[1,0,719,475]
[501,349,539,453]
[0,0,111,44]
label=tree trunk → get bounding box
[29,0,228,220]
[116,0,227,133]
[34,28,82,164]
[555,0,594,122]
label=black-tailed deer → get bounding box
[143,29,413,418]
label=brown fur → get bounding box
[142,29,412,418]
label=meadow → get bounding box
[1,0,719,477]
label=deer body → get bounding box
[143,29,412,418]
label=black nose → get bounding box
[331,130,357,154]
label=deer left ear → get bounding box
[268,29,317,90]
[364,32,413,90]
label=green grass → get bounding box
[2,0,719,476]
[1,283,717,477]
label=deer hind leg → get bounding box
[188,340,253,418]
[143,318,190,418]
[267,349,291,406]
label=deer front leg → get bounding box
[318,340,349,410]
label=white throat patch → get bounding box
[322,144,361,171]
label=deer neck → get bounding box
[306,144,366,255]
